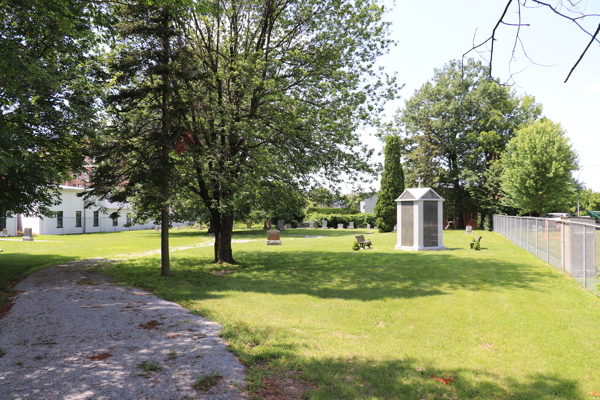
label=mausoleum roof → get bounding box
[395,187,444,202]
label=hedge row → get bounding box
[306,207,360,215]
[304,212,376,228]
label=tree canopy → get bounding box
[172,0,397,263]
[392,59,541,227]
[500,119,579,215]
[0,0,103,217]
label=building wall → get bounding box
[0,216,17,237]
[361,194,377,214]
[3,186,191,236]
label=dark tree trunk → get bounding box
[212,210,236,264]
[160,205,171,276]
[159,13,171,278]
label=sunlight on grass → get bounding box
[97,228,600,400]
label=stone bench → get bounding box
[469,236,482,249]
[355,234,372,249]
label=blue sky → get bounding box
[365,0,600,191]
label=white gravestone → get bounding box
[348,221,354,229]
[466,225,472,234]
[337,223,344,229]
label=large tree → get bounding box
[396,59,541,228]
[375,135,404,232]
[0,0,102,217]
[177,0,397,263]
[87,1,190,276]
[500,119,578,215]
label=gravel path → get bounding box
[0,259,247,400]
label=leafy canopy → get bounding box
[500,119,579,215]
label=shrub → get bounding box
[306,207,360,215]
[484,214,493,231]
[352,241,360,251]
[304,212,376,228]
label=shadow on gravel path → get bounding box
[0,259,247,400]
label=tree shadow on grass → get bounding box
[298,356,584,400]
[114,246,562,302]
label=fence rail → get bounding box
[493,215,598,293]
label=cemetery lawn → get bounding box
[3,228,600,399]
[101,229,598,400]
[0,228,219,301]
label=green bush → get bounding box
[306,207,360,215]
[352,241,360,251]
[484,214,493,231]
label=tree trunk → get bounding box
[212,211,236,264]
[159,12,171,278]
[160,206,171,276]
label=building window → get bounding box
[93,211,99,227]
[56,211,63,228]
[75,211,82,227]
[126,213,132,225]
[112,216,118,226]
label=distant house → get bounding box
[0,181,189,237]
[360,194,377,213]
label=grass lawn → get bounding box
[3,227,600,399]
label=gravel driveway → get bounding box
[0,259,247,400]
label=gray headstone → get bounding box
[23,227,33,241]
[308,221,315,228]
[348,222,355,229]
[366,224,371,229]
[393,225,397,231]
[284,223,292,230]
[322,220,328,229]
[337,223,344,229]
[466,225,472,234]
[277,220,285,230]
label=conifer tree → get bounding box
[375,135,404,232]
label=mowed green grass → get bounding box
[2,227,600,399]
[101,229,599,399]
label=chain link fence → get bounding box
[494,215,598,293]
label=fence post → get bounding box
[583,224,587,289]
[526,218,529,251]
[547,220,550,264]
[535,219,538,258]
[560,222,564,271]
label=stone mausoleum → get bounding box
[395,187,445,251]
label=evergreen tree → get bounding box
[87,1,189,276]
[375,135,404,232]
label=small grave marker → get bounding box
[266,230,282,245]
[337,223,344,229]
[348,222,355,229]
[466,225,472,234]
[322,220,328,229]
[277,220,285,231]
[23,227,33,241]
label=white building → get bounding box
[0,185,185,237]
[360,194,377,213]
